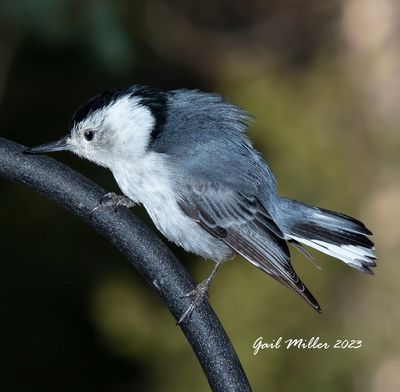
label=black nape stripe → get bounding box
[132,86,168,143]
[70,85,168,141]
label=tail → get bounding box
[277,198,377,273]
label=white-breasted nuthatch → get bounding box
[25,85,376,323]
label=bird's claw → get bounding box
[91,192,135,213]
[177,280,210,324]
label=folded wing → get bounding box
[177,180,321,312]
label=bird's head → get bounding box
[25,86,167,169]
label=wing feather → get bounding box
[177,181,321,312]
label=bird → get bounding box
[24,85,377,323]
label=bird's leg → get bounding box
[177,260,225,324]
[92,192,135,212]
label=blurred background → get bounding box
[0,1,399,391]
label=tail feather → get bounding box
[278,198,377,273]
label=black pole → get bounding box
[0,137,251,392]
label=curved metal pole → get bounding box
[0,137,251,392]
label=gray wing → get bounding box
[177,180,321,312]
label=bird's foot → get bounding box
[177,279,210,324]
[91,192,135,213]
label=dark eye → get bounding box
[84,130,94,141]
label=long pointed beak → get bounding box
[24,136,69,154]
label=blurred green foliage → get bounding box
[0,1,399,391]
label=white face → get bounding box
[67,95,155,169]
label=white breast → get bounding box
[110,152,231,261]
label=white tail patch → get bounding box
[289,235,376,271]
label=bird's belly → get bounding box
[112,160,232,261]
[144,195,232,261]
